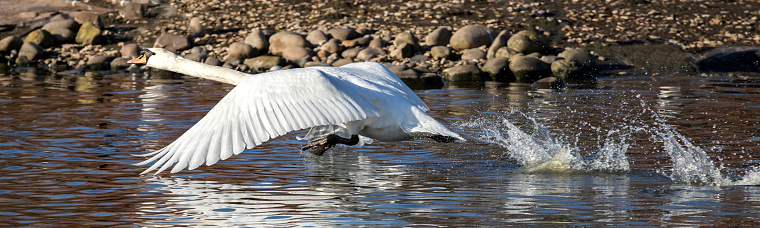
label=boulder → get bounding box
[48,27,75,43]
[551,59,592,81]
[75,22,103,45]
[306,30,330,45]
[42,19,79,32]
[507,30,550,54]
[461,48,486,61]
[558,48,595,66]
[494,46,515,59]
[342,47,363,59]
[332,58,354,67]
[449,24,495,50]
[184,53,207,62]
[24,29,56,48]
[121,43,141,58]
[532,77,565,89]
[0,36,24,53]
[320,38,343,54]
[110,57,131,70]
[487,30,510,59]
[18,42,44,61]
[430,46,451,60]
[244,56,284,71]
[509,55,552,82]
[357,47,386,61]
[482,57,514,82]
[268,31,310,56]
[153,33,192,52]
[443,64,485,82]
[281,46,312,61]
[73,12,103,30]
[328,27,358,41]
[227,42,257,60]
[393,32,420,53]
[204,56,222,66]
[189,17,205,34]
[390,43,413,60]
[368,37,386,49]
[87,55,117,70]
[342,36,371,48]
[425,27,452,46]
[245,29,269,53]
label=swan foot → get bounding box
[429,135,457,143]
[301,134,360,156]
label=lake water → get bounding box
[1,68,759,226]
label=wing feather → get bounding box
[136,67,381,174]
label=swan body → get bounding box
[129,48,464,174]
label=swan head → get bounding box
[127,48,179,69]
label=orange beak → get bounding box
[128,54,147,64]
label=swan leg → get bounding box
[301,134,359,156]
[429,135,458,143]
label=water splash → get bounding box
[462,111,760,186]
[463,115,631,173]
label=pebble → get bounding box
[121,43,141,58]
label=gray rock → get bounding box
[244,56,284,71]
[357,47,386,61]
[461,48,487,61]
[42,19,79,33]
[332,58,354,67]
[73,12,103,30]
[306,30,330,46]
[328,27,358,41]
[443,64,485,82]
[494,46,515,59]
[281,46,312,61]
[121,43,141,58]
[269,31,310,56]
[245,29,269,53]
[540,55,560,64]
[87,55,117,70]
[410,54,429,64]
[341,36,371,48]
[390,43,413,60]
[110,57,131,70]
[342,47,364,59]
[49,27,75,43]
[487,30,510,59]
[430,46,451,60]
[204,56,222,66]
[509,55,552,82]
[0,36,24,53]
[691,46,760,73]
[184,53,207,62]
[320,38,343,54]
[551,59,592,81]
[304,61,331,68]
[190,46,208,55]
[227,42,257,60]
[558,48,595,66]
[189,17,205,34]
[449,24,495,51]
[532,77,564,89]
[120,3,146,20]
[482,57,514,82]
[368,37,386,49]
[393,32,420,53]
[75,22,103,45]
[153,33,192,52]
[18,42,43,61]
[24,29,55,48]
[425,27,452,46]
[507,30,550,54]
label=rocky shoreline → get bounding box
[1,0,759,87]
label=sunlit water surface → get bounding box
[1,69,759,226]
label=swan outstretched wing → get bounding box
[135,68,380,174]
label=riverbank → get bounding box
[1,0,759,84]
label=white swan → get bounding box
[128,48,464,174]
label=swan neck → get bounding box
[162,56,248,85]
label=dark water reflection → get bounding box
[1,69,759,226]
